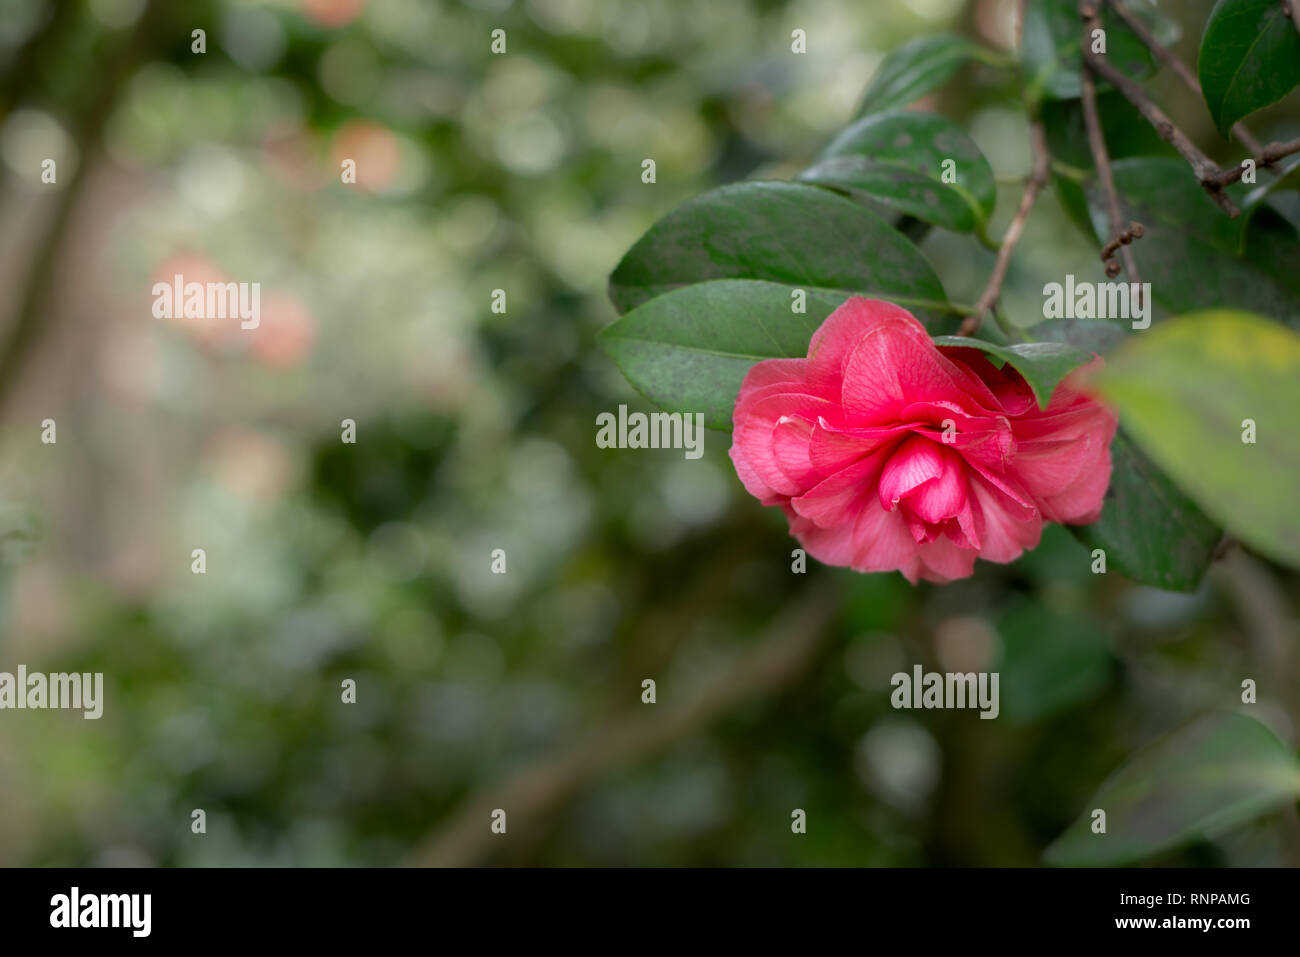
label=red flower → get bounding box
[728,297,1118,583]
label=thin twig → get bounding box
[1106,0,1262,153]
[1207,137,1300,187]
[1098,222,1144,263]
[1080,1,1142,291]
[958,0,1048,338]
[959,121,1049,337]
[1081,44,1241,215]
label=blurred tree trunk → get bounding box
[0,0,165,411]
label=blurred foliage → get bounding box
[0,0,1296,867]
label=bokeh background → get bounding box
[0,0,1297,866]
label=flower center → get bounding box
[878,434,977,547]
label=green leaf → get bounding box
[1072,431,1221,592]
[1086,158,1300,329]
[1045,712,1300,866]
[1021,0,1161,102]
[1198,0,1300,138]
[797,111,996,233]
[598,280,845,431]
[929,336,1092,408]
[607,181,952,326]
[1094,309,1300,568]
[855,35,977,116]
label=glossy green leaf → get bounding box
[797,111,996,232]
[1072,431,1221,592]
[1045,712,1300,866]
[1095,310,1300,568]
[1198,0,1300,137]
[929,336,1092,408]
[855,35,977,116]
[607,181,952,326]
[598,280,845,431]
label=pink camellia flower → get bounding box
[729,297,1118,583]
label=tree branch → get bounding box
[404,581,839,867]
[0,1,165,410]
[958,0,1052,337]
[1106,0,1263,153]
[1082,12,1300,217]
[1080,1,1143,290]
[1081,44,1241,215]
